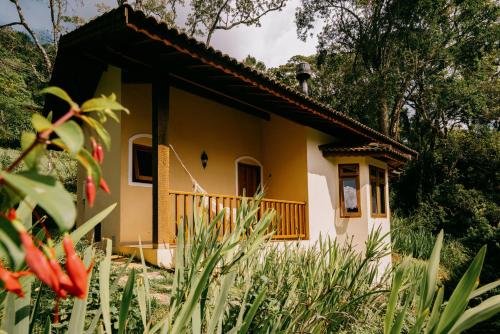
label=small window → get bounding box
[370,166,387,217]
[132,144,152,183]
[338,164,361,217]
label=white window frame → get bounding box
[128,133,153,187]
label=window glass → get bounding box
[342,178,359,213]
[379,183,386,214]
[133,144,153,183]
[369,166,387,217]
[339,164,361,217]
[371,180,378,214]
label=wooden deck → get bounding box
[169,190,307,240]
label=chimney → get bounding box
[296,62,312,96]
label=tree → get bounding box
[0,29,45,147]
[0,0,85,80]
[243,55,267,71]
[101,0,182,26]
[296,0,498,138]
[184,0,288,44]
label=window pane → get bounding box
[379,170,385,184]
[370,167,377,177]
[342,178,359,213]
[379,183,386,214]
[133,144,153,183]
[371,181,378,214]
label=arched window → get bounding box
[128,134,152,187]
[235,156,263,197]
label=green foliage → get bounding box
[385,231,500,334]
[295,0,499,136]
[243,55,267,71]
[0,29,44,148]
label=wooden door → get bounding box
[237,163,261,197]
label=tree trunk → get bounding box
[378,96,389,135]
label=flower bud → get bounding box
[7,208,16,221]
[99,178,110,194]
[63,235,92,299]
[86,176,96,207]
[96,144,104,164]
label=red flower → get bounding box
[96,144,104,164]
[20,231,60,294]
[63,235,92,299]
[0,264,30,298]
[86,176,96,207]
[99,178,110,194]
[91,138,104,164]
[7,208,16,221]
[47,254,70,298]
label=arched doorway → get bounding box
[235,156,263,197]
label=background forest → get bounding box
[0,0,498,332]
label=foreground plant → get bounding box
[385,231,500,334]
[0,87,127,331]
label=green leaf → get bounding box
[99,239,113,334]
[469,280,500,300]
[136,279,148,329]
[420,230,443,313]
[20,132,43,171]
[385,262,406,334]
[448,295,500,334]
[53,203,117,258]
[119,269,136,334]
[53,120,84,154]
[31,114,52,132]
[0,171,76,231]
[138,238,151,316]
[239,287,267,334]
[0,217,24,269]
[40,87,78,110]
[435,245,486,333]
[207,271,237,334]
[425,287,444,334]
[81,94,129,114]
[29,282,43,334]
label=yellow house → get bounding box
[48,5,417,267]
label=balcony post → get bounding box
[152,76,174,247]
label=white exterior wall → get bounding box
[304,128,392,270]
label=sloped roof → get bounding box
[319,142,412,168]
[49,4,417,159]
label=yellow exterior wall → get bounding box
[261,114,308,202]
[76,66,122,246]
[116,85,310,245]
[120,84,153,244]
[168,87,263,195]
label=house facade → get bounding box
[47,5,416,267]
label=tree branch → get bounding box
[0,22,22,29]
[9,0,53,73]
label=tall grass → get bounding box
[226,229,392,333]
[6,195,500,333]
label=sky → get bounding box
[0,0,319,68]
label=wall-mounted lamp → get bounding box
[201,151,208,169]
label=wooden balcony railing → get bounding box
[169,190,307,240]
